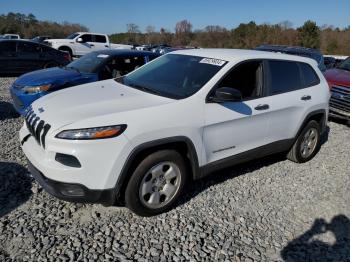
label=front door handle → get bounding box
[90,44,95,47]
[255,104,269,110]
[301,95,311,101]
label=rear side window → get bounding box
[94,35,107,43]
[267,60,302,95]
[0,41,16,54]
[299,62,320,87]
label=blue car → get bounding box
[10,49,158,115]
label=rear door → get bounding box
[92,35,109,51]
[263,60,320,143]
[0,41,17,73]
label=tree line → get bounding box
[1,13,349,55]
[0,13,88,38]
[110,20,350,55]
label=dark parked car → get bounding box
[0,40,71,76]
[324,57,350,122]
[256,45,326,71]
[10,49,158,115]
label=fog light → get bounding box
[55,153,81,168]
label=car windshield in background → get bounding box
[120,54,226,99]
[66,52,109,73]
[66,33,80,39]
[338,58,350,71]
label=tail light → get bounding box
[63,52,71,62]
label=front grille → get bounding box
[25,107,51,149]
[330,85,350,113]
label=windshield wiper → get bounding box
[128,83,162,96]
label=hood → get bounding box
[324,68,350,87]
[15,67,82,87]
[30,79,174,131]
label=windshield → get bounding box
[66,33,80,39]
[338,57,350,71]
[119,54,226,99]
[66,52,109,73]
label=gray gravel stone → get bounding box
[1,77,350,261]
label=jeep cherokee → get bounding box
[20,49,330,216]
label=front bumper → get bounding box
[28,160,115,205]
[20,119,133,204]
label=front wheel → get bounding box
[287,120,321,163]
[125,150,187,216]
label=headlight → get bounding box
[55,125,127,140]
[23,84,51,94]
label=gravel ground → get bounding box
[0,77,349,261]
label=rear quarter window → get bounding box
[267,60,302,95]
[299,62,320,87]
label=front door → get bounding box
[203,60,271,164]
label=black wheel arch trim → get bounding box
[296,109,327,139]
[113,136,200,204]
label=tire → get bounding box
[125,150,188,216]
[43,61,58,69]
[287,120,321,163]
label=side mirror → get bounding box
[77,37,83,43]
[210,87,242,103]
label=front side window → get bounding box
[17,42,40,53]
[217,60,263,100]
[100,56,146,80]
[67,52,109,73]
[119,54,226,99]
[267,60,302,95]
[80,34,92,42]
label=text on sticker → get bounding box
[199,58,226,66]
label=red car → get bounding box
[324,57,350,122]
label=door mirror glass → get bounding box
[212,87,242,103]
[77,37,83,43]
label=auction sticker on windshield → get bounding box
[199,58,226,66]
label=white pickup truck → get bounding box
[44,32,132,58]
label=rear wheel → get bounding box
[125,150,187,216]
[287,120,321,163]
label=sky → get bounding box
[1,0,350,34]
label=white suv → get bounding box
[20,49,330,216]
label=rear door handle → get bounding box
[301,95,311,101]
[90,44,95,47]
[254,104,269,110]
